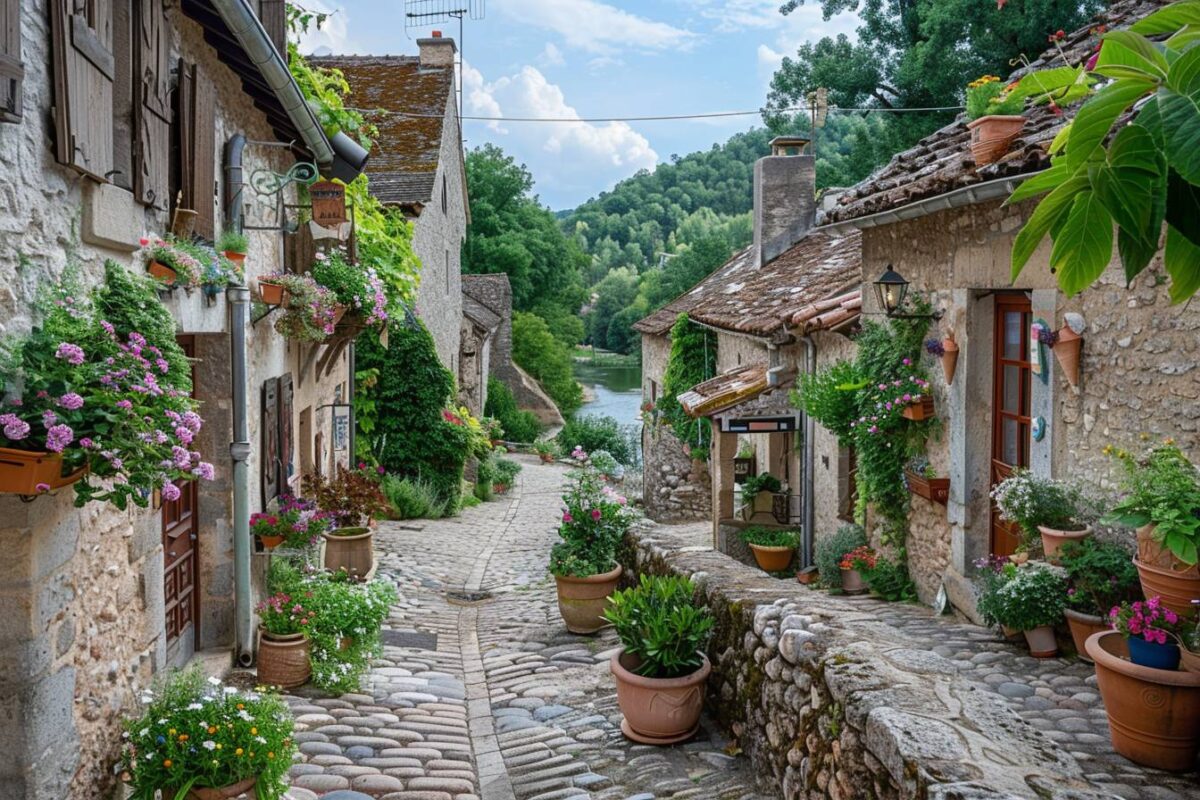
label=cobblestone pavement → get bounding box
[282,455,770,800]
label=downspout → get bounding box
[801,335,816,568]
[224,134,245,230]
[228,285,253,667]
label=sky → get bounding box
[298,0,860,211]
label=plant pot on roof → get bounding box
[306,465,390,579]
[740,526,799,573]
[1058,538,1142,662]
[1103,442,1200,618]
[991,468,1094,560]
[965,75,1025,166]
[905,457,949,505]
[740,473,782,521]
[605,575,713,744]
[255,592,314,689]
[550,459,635,633]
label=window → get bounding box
[837,446,858,522]
[0,0,24,122]
[50,0,114,178]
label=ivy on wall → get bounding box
[659,314,717,452]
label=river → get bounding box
[573,361,643,460]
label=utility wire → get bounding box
[346,103,965,123]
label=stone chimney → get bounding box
[754,136,816,267]
[417,31,457,67]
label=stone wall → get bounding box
[808,330,858,550]
[619,525,1109,800]
[642,424,711,522]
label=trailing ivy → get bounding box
[659,314,716,449]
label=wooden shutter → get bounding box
[174,59,215,238]
[50,0,114,178]
[133,0,168,208]
[259,0,286,57]
[278,374,294,489]
[0,0,23,122]
[261,378,279,506]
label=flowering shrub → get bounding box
[840,545,878,571]
[988,563,1067,632]
[256,592,315,636]
[256,496,331,549]
[310,249,388,329]
[120,668,294,800]
[990,468,1093,549]
[302,466,389,529]
[267,273,339,342]
[1110,597,1180,645]
[848,362,932,435]
[0,263,213,509]
[549,455,635,578]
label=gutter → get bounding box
[227,285,254,668]
[816,173,1034,235]
[210,0,335,172]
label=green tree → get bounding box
[512,311,583,414]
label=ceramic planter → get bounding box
[1127,636,1182,670]
[1053,327,1083,388]
[840,567,866,594]
[748,543,794,573]
[941,336,959,385]
[257,534,284,550]
[610,649,710,744]
[322,527,374,578]
[257,279,285,306]
[147,260,178,284]
[1023,625,1058,658]
[0,447,86,495]
[1064,609,1108,663]
[905,469,949,505]
[257,630,311,688]
[554,564,622,634]
[1135,524,1200,618]
[1038,524,1092,561]
[168,777,257,800]
[966,114,1025,166]
[1182,648,1200,674]
[1087,630,1200,771]
[900,396,935,421]
[222,250,246,267]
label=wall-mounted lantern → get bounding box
[872,265,943,320]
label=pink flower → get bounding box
[591,509,602,521]
[35,482,50,493]
[79,437,93,448]
[162,482,181,502]
[55,343,85,365]
[902,357,911,366]
[57,393,84,410]
[1,414,30,441]
[562,512,573,523]
[45,424,74,452]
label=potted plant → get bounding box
[926,333,959,385]
[740,526,799,572]
[1103,442,1200,617]
[904,456,949,505]
[604,575,714,744]
[965,75,1025,166]
[1087,628,1200,771]
[305,466,390,578]
[119,668,295,799]
[990,564,1068,658]
[550,456,633,633]
[217,230,248,267]
[1182,601,1200,674]
[839,545,876,594]
[1053,325,1083,388]
[134,234,203,288]
[899,394,935,421]
[814,524,867,589]
[256,271,287,306]
[1110,597,1183,670]
[991,468,1093,559]
[740,473,782,521]
[733,442,755,485]
[975,556,1022,639]
[255,591,314,688]
[251,512,285,549]
[1058,538,1142,662]
[270,274,340,342]
[310,249,389,335]
[534,439,558,463]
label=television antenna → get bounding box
[404,1,486,128]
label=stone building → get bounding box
[0,2,368,796]
[817,0,1193,610]
[312,35,469,382]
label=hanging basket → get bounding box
[941,336,959,385]
[257,279,285,306]
[901,396,936,421]
[1053,327,1082,387]
[0,448,86,495]
[147,261,178,284]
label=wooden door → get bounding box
[163,336,199,664]
[990,295,1032,556]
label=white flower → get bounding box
[238,710,252,721]
[186,703,203,711]
[255,735,267,744]
[224,686,238,694]
[202,740,216,751]
[207,676,221,686]
[139,728,149,737]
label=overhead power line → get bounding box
[346,103,965,123]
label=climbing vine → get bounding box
[659,314,717,453]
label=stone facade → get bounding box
[642,423,712,522]
[808,330,858,548]
[0,6,353,797]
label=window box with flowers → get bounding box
[0,263,214,507]
[255,591,315,688]
[904,456,949,505]
[309,249,389,338]
[135,235,243,298]
[261,273,340,343]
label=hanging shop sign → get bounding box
[310,181,348,228]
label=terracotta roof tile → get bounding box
[631,247,758,335]
[678,365,769,418]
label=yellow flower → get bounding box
[267,752,275,760]
[207,726,217,735]
[215,743,222,750]
[235,748,244,756]
[168,729,176,736]
[163,759,172,768]
[250,728,257,736]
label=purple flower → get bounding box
[100,320,115,336]
[79,437,93,448]
[45,424,74,453]
[902,357,912,366]
[161,482,181,502]
[116,400,133,410]
[182,412,202,433]
[35,482,50,493]
[175,426,194,445]
[57,393,84,410]
[1,413,29,441]
[193,462,215,481]
[171,446,192,469]
[41,409,57,427]
[55,343,85,365]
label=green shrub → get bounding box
[815,524,868,587]
[549,465,635,577]
[382,474,449,519]
[864,557,918,601]
[740,526,800,548]
[474,452,520,500]
[741,473,782,503]
[484,377,542,443]
[990,564,1067,631]
[1058,538,1142,617]
[512,311,582,414]
[604,575,714,679]
[557,415,634,465]
[216,230,249,254]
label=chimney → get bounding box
[754,136,816,267]
[417,32,457,67]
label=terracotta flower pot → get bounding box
[322,527,374,578]
[256,630,311,689]
[1182,648,1200,674]
[1087,630,1200,771]
[147,260,178,284]
[1065,609,1108,663]
[169,777,257,800]
[257,534,284,550]
[610,649,710,745]
[1038,524,1092,562]
[941,336,959,385]
[900,396,935,421]
[1000,624,1022,640]
[554,564,622,634]
[905,469,949,505]
[332,303,349,326]
[0,447,86,495]
[748,543,794,573]
[796,566,819,585]
[1052,327,1083,388]
[257,279,285,306]
[1024,625,1058,658]
[222,250,246,266]
[967,114,1025,166]
[840,567,866,594]
[1135,525,1200,618]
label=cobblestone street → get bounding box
[281,455,768,800]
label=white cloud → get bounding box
[293,2,361,56]
[538,42,566,67]
[462,62,658,207]
[499,0,699,55]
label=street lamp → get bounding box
[872,265,943,320]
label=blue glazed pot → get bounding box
[1127,635,1181,670]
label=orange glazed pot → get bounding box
[748,543,794,573]
[611,649,710,745]
[257,279,285,306]
[967,114,1025,166]
[555,564,622,634]
[1038,524,1092,562]
[1065,609,1108,663]
[147,260,178,284]
[1087,630,1200,771]
[1135,524,1200,618]
[222,250,246,266]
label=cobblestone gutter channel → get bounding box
[618,525,1200,800]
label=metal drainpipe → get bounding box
[224,135,245,230]
[801,335,817,568]
[228,285,254,667]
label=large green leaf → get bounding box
[1157,85,1200,184]
[1011,175,1090,280]
[1065,78,1155,173]
[1165,224,1200,303]
[1007,162,1069,204]
[1050,190,1115,295]
[1166,41,1200,94]
[1131,1,1200,35]
[1167,24,1200,49]
[1096,30,1169,79]
[1007,66,1087,102]
[1166,169,1200,247]
[1093,124,1166,247]
[1117,226,1160,283]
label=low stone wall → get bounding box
[619,525,1112,800]
[642,425,710,523]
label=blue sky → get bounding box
[298,0,859,210]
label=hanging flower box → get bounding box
[901,395,935,421]
[0,448,87,495]
[905,468,949,505]
[257,278,286,306]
